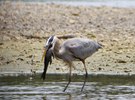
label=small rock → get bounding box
[17,58,24,61]
[106,64,109,66]
[124,70,131,73]
[6,60,13,64]
[116,59,127,63]
[31,69,36,74]
[26,55,33,58]
[56,68,60,70]
[69,19,76,24]
[0,43,4,45]
[126,55,130,58]
[98,67,102,71]
[71,13,79,16]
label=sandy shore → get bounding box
[0,2,135,75]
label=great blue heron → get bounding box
[41,35,102,92]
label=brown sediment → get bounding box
[0,1,135,75]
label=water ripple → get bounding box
[1,74,135,99]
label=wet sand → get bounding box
[0,2,135,75]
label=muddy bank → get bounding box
[0,2,135,75]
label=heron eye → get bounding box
[49,44,52,48]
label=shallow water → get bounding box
[1,0,135,8]
[45,0,135,8]
[0,74,135,100]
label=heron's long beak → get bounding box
[41,47,47,62]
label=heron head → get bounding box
[45,35,54,49]
[45,35,59,50]
[41,35,56,61]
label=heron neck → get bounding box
[53,39,61,59]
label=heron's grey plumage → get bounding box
[60,38,102,61]
[42,36,102,92]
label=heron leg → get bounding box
[63,63,72,92]
[81,60,88,92]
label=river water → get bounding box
[0,74,135,100]
[1,0,135,8]
[45,0,135,8]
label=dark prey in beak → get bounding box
[41,48,54,80]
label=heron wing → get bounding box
[62,38,101,60]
